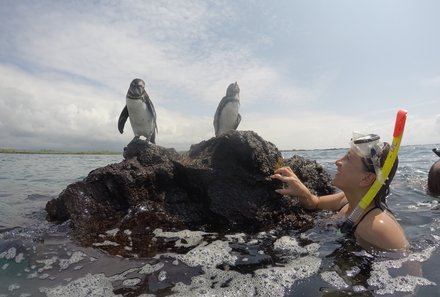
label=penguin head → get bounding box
[226,81,240,97]
[127,78,146,98]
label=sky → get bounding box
[0,0,439,152]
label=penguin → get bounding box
[118,78,158,143]
[433,148,440,157]
[213,82,241,137]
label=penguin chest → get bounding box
[218,101,239,131]
[126,99,154,137]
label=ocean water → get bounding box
[0,144,440,296]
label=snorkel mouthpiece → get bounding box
[339,219,354,234]
[350,132,385,184]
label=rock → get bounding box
[285,155,334,197]
[45,131,334,257]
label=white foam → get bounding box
[176,240,237,268]
[274,236,304,255]
[122,278,141,287]
[273,236,320,259]
[15,253,24,263]
[253,255,322,294]
[369,271,435,295]
[27,271,38,279]
[346,266,361,277]
[0,247,16,259]
[139,262,164,274]
[153,228,213,248]
[408,245,436,262]
[58,251,87,271]
[36,256,57,272]
[39,273,120,297]
[225,233,247,243]
[367,249,437,294]
[158,270,167,281]
[93,240,119,247]
[352,285,368,292]
[168,233,322,296]
[172,255,321,296]
[8,283,20,291]
[320,271,349,289]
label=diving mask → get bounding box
[350,132,385,184]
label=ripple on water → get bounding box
[1,147,440,296]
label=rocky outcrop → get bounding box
[45,130,334,257]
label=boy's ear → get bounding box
[360,172,376,187]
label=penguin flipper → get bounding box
[213,97,228,136]
[118,106,129,134]
[234,113,242,130]
[144,95,159,135]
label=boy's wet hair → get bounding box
[360,142,398,210]
[428,160,440,197]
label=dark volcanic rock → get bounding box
[45,130,334,257]
[285,155,334,197]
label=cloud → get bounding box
[0,1,319,151]
[1,1,438,151]
[242,108,440,150]
[420,76,440,88]
[240,111,361,150]
[2,1,314,107]
[0,64,121,148]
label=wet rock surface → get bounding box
[45,130,334,257]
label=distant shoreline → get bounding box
[0,148,121,155]
[279,148,343,152]
[1,144,433,156]
[1,147,340,155]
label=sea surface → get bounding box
[1,144,440,296]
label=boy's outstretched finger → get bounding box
[275,188,289,195]
[274,166,293,176]
[271,173,288,182]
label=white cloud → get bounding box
[0,1,318,151]
[0,64,120,148]
[420,76,440,87]
[241,109,440,150]
[1,1,439,151]
[241,111,361,150]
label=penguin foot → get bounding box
[129,136,141,144]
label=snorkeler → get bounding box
[428,148,440,196]
[272,126,409,252]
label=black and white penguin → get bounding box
[433,148,440,157]
[213,82,241,137]
[118,78,158,143]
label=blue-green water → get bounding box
[0,144,439,296]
